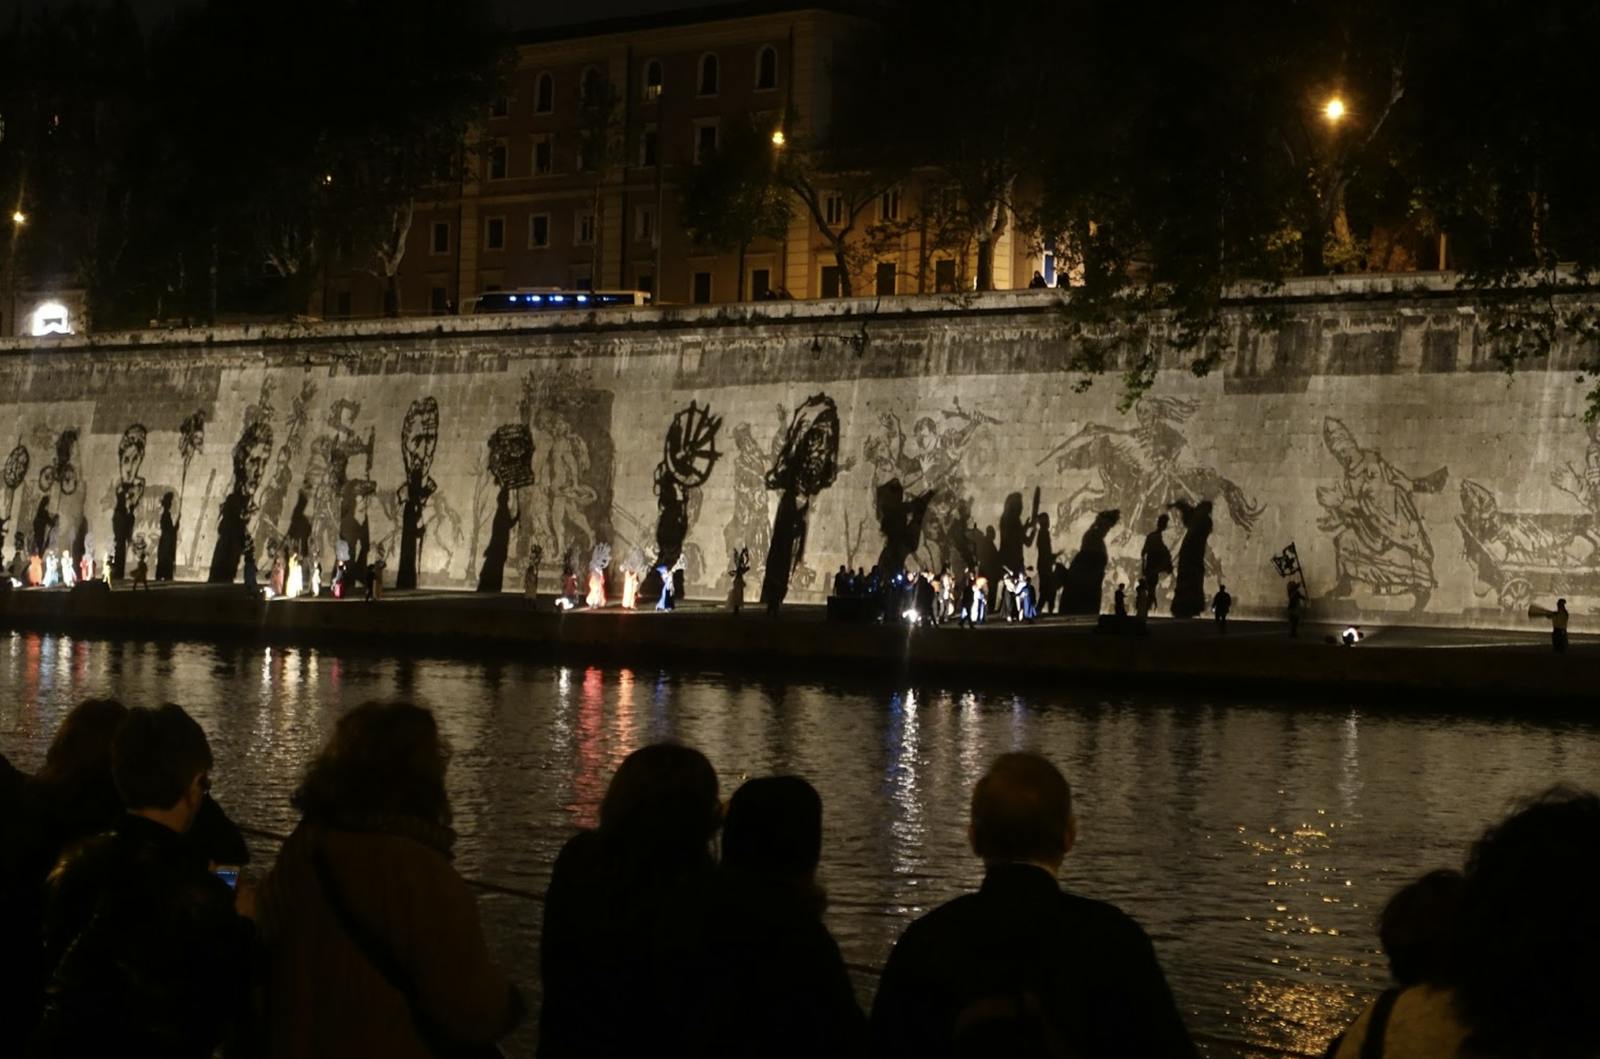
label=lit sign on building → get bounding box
[30,301,72,336]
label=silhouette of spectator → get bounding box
[1029,270,1048,288]
[1211,584,1232,633]
[1114,582,1128,618]
[687,777,865,1057]
[871,752,1197,1058]
[540,743,722,1058]
[1287,581,1305,638]
[1548,598,1570,653]
[28,705,254,1059]
[1330,788,1600,1058]
[1061,509,1120,614]
[257,702,523,1058]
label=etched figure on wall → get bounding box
[862,401,998,574]
[646,400,721,602]
[1456,478,1599,613]
[32,428,78,558]
[396,397,440,590]
[723,422,775,583]
[519,369,615,579]
[478,424,534,593]
[761,394,843,614]
[0,443,28,548]
[254,376,315,546]
[110,425,148,580]
[1316,416,1446,613]
[208,419,274,583]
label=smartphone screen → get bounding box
[213,866,240,891]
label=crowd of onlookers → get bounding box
[2,699,1598,1058]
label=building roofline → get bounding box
[514,1,884,46]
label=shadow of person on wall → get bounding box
[761,394,842,616]
[478,424,534,593]
[875,478,934,577]
[1169,498,1214,619]
[645,401,722,604]
[1059,509,1121,614]
[208,419,273,583]
[156,492,178,581]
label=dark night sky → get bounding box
[4,0,723,30]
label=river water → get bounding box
[0,631,1591,1057]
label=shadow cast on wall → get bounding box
[760,394,842,613]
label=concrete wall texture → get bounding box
[1,277,1594,630]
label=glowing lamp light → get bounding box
[1323,97,1346,123]
[770,129,786,147]
[30,301,72,337]
[577,294,588,303]
[9,210,24,226]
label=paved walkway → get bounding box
[0,581,1590,701]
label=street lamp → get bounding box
[1322,96,1346,124]
[9,210,23,226]
[770,129,786,148]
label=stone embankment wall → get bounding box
[0,276,1594,630]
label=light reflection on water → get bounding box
[1,631,1594,1058]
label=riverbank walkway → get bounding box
[0,580,1589,703]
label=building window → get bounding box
[692,271,713,304]
[934,259,957,292]
[640,126,659,167]
[534,72,554,114]
[875,262,896,296]
[823,194,844,227]
[581,65,606,105]
[643,59,663,101]
[431,221,450,255]
[698,53,719,96]
[880,189,900,222]
[821,265,842,298]
[490,95,509,118]
[430,286,449,314]
[533,134,553,175]
[530,213,550,248]
[750,267,772,300]
[485,216,505,251]
[637,206,655,242]
[637,273,655,296]
[335,291,352,318]
[488,141,508,180]
[575,211,595,245]
[694,120,719,163]
[756,45,778,90]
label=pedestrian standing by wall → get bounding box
[1211,584,1232,634]
[1286,581,1305,639]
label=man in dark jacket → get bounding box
[28,704,254,1059]
[870,752,1198,1059]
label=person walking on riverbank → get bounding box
[871,752,1197,1058]
[1287,581,1305,638]
[1211,584,1232,634]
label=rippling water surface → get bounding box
[1,632,1593,1057]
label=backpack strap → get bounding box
[1360,987,1402,1059]
[310,845,501,1059]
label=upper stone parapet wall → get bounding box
[4,272,1570,356]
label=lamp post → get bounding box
[1322,96,1346,125]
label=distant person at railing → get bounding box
[1,699,247,1050]
[27,705,255,1059]
[1330,787,1600,1059]
[539,743,722,1058]
[257,701,523,1059]
[684,776,866,1058]
[870,752,1198,1058]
